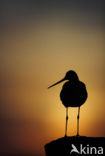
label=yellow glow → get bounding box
[1,17,105,155]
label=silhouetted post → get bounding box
[45,137,105,156]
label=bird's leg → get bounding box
[77,107,80,136]
[65,107,68,137]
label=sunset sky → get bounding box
[1,0,105,155]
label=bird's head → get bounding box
[48,70,79,89]
[64,70,79,81]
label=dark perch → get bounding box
[45,136,105,156]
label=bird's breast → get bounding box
[60,81,88,107]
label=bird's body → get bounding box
[60,80,87,108]
[48,70,88,136]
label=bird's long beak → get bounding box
[48,78,65,89]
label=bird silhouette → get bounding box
[48,70,88,136]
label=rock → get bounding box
[45,136,105,156]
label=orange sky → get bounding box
[1,1,105,156]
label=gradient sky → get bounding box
[1,0,105,155]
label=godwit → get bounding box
[48,70,88,136]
